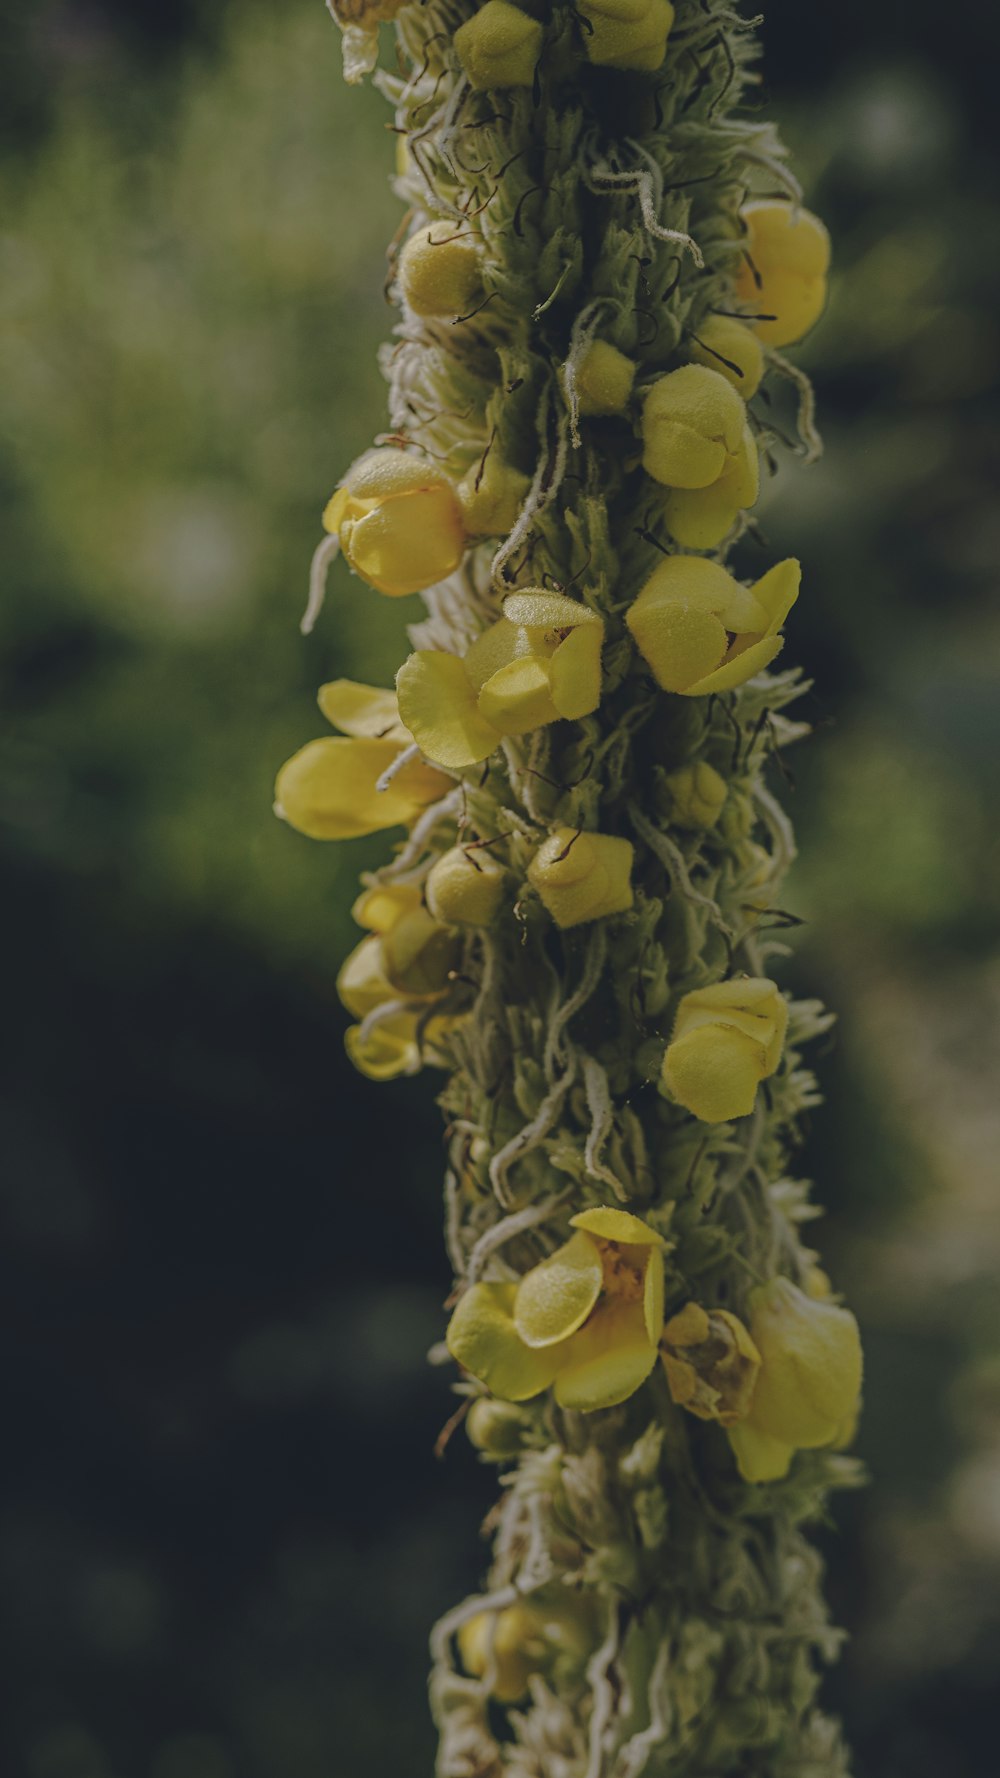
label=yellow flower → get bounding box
[447,1206,668,1412]
[396,592,604,769]
[322,448,466,597]
[454,0,543,89]
[337,930,460,1080]
[664,761,727,829]
[572,340,636,416]
[426,845,507,927]
[275,680,450,842]
[577,0,675,72]
[734,201,831,348]
[661,1302,761,1426]
[528,827,634,929]
[457,455,530,538]
[397,222,483,319]
[662,977,787,1123]
[688,314,764,398]
[458,1600,591,1701]
[727,1278,862,1482]
[625,556,800,697]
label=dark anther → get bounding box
[555,828,583,863]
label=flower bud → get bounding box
[744,1277,862,1449]
[275,736,448,840]
[573,340,636,416]
[641,364,758,546]
[457,455,530,537]
[454,1,543,90]
[664,761,727,829]
[528,828,634,929]
[397,222,483,319]
[688,314,764,398]
[459,1601,581,1701]
[380,906,459,996]
[662,1302,760,1426]
[466,1396,526,1458]
[734,201,831,348]
[426,845,507,927]
[577,0,675,72]
[642,364,745,489]
[662,977,787,1123]
[626,556,799,697]
[323,448,466,597]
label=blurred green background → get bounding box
[1,1,998,1774]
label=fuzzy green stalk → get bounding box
[279,0,863,1771]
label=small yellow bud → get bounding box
[573,340,636,416]
[662,977,787,1123]
[275,737,448,841]
[426,845,507,927]
[641,365,758,546]
[397,222,483,319]
[734,201,831,348]
[688,314,764,398]
[577,0,675,72]
[661,1302,761,1426]
[642,364,745,489]
[528,828,634,929]
[454,1,543,90]
[744,1277,863,1450]
[466,1397,526,1458]
[626,556,799,697]
[457,455,530,537]
[380,907,459,996]
[664,761,727,829]
[323,448,466,598]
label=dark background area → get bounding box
[1,2,999,1775]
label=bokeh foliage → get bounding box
[1,2,998,1775]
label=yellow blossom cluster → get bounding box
[275,4,850,1511]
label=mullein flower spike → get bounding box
[284,0,860,1768]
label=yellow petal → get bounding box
[351,881,423,934]
[344,488,465,598]
[749,558,801,633]
[727,1421,794,1483]
[663,1023,764,1122]
[345,1017,420,1081]
[747,1279,863,1448]
[513,1231,604,1348]
[477,655,559,736]
[396,651,499,769]
[275,736,446,840]
[642,366,747,488]
[554,1302,657,1412]
[446,1282,562,1402]
[463,618,524,693]
[683,634,784,697]
[549,624,604,720]
[570,1207,666,1247]
[317,679,409,742]
[337,933,395,1019]
[643,1245,665,1346]
[643,420,727,490]
[628,597,728,693]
